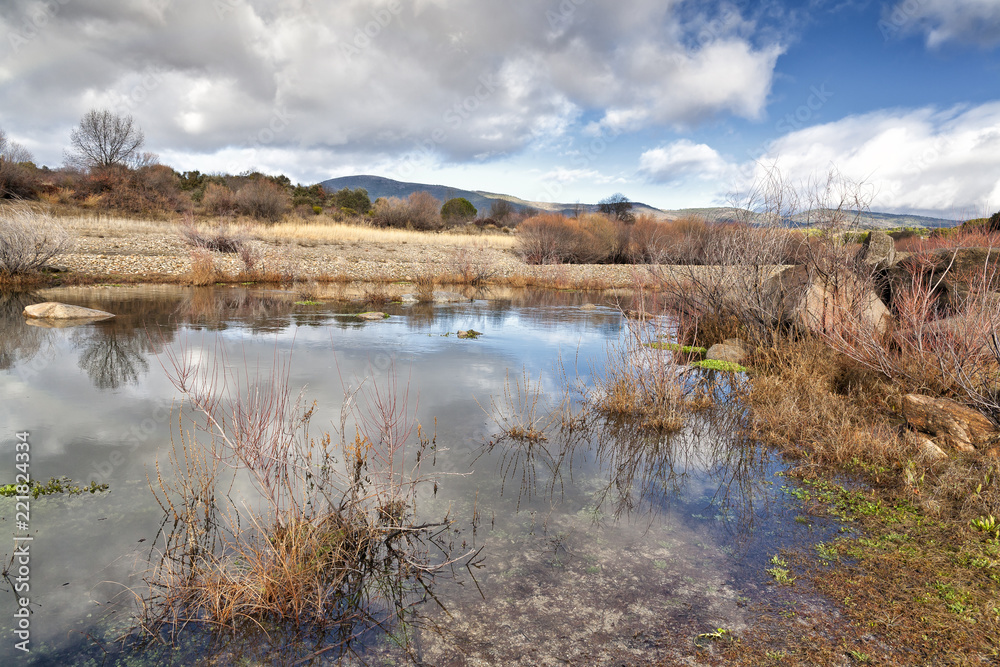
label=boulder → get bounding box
[706,343,746,365]
[23,302,114,320]
[857,230,897,270]
[902,429,948,461]
[766,265,891,336]
[580,303,598,311]
[901,394,996,453]
[356,311,387,321]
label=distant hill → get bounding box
[316,175,960,229]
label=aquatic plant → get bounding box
[143,344,479,657]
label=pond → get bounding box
[0,285,840,665]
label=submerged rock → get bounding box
[23,302,115,320]
[356,311,387,321]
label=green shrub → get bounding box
[441,197,477,224]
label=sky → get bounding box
[1,0,999,218]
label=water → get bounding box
[0,286,837,665]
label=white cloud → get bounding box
[752,103,1000,216]
[639,139,732,184]
[0,0,784,175]
[883,0,1000,47]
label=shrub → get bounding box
[516,213,579,264]
[330,187,371,214]
[202,182,237,216]
[0,209,73,275]
[406,191,442,230]
[489,198,515,225]
[370,191,442,230]
[234,178,290,222]
[441,197,477,224]
[179,220,249,253]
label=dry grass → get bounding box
[142,346,477,651]
[255,218,517,249]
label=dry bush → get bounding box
[201,182,237,216]
[414,271,435,302]
[0,208,74,276]
[0,160,41,200]
[178,219,249,253]
[370,191,442,230]
[363,282,390,306]
[407,191,442,230]
[450,242,498,285]
[145,347,474,642]
[516,213,578,264]
[234,179,290,222]
[187,249,223,286]
[821,255,1000,420]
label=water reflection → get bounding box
[0,285,833,666]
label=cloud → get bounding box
[882,0,1000,48]
[0,0,785,176]
[752,103,1000,216]
[639,140,732,184]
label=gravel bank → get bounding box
[58,227,657,287]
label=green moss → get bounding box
[647,342,707,355]
[691,359,747,372]
[0,476,109,498]
[294,300,321,306]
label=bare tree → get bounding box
[0,128,32,164]
[66,109,145,170]
[598,193,635,223]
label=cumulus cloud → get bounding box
[882,0,1000,48]
[750,103,1000,217]
[639,140,732,184]
[0,0,784,178]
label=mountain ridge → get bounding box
[317,174,961,229]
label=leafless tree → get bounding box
[0,128,33,164]
[66,109,145,170]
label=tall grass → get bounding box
[0,207,74,277]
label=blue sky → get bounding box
[1,0,998,217]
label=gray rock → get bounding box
[23,302,115,320]
[706,343,746,365]
[765,265,891,335]
[356,311,387,321]
[857,230,897,270]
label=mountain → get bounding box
[316,175,961,229]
